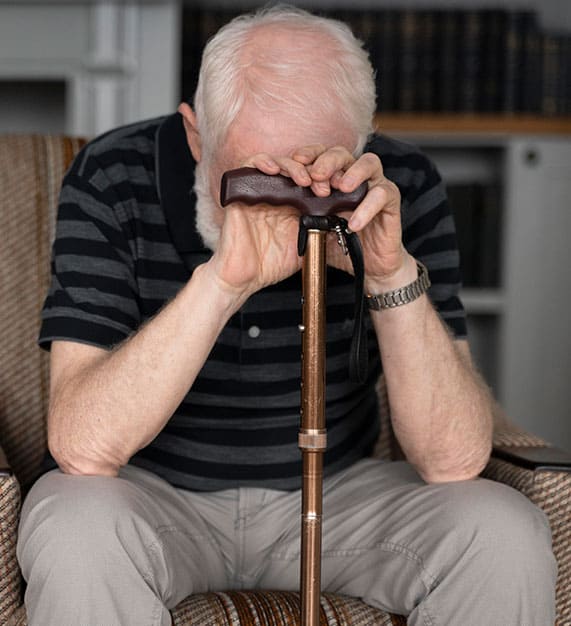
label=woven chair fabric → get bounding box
[0,135,86,492]
[0,134,570,625]
[482,459,571,625]
[171,591,405,625]
[0,475,21,621]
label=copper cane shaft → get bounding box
[218,169,366,626]
[300,229,327,626]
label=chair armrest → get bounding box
[483,456,571,623]
[0,444,13,476]
[484,402,571,621]
[0,442,23,623]
[493,444,571,473]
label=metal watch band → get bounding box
[365,261,431,311]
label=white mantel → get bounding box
[0,1,181,136]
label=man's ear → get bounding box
[177,102,202,162]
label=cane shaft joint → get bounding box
[299,428,327,451]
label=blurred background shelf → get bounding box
[375,114,571,136]
[460,288,506,314]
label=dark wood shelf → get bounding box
[374,114,571,135]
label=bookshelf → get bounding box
[380,115,571,449]
[376,114,571,135]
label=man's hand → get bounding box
[209,151,313,299]
[209,144,410,301]
[292,144,410,289]
[210,199,301,298]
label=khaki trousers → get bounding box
[17,458,556,626]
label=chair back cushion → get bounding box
[0,135,85,491]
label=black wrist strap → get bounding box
[344,227,368,384]
[297,215,368,384]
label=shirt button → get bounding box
[248,325,261,339]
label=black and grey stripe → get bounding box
[39,113,466,491]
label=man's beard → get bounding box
[194,159,222,251]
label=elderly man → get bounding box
[17,6,555,626]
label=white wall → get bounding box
[0,1,180,136]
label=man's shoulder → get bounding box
[365,133,440,198]
[365,132,430,166]
[72,115,168,178]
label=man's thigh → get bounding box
[17,464,231,610]
[258,458,555,620]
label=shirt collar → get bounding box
[155,112,211,262]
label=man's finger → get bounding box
[291,144,327,164]
[348,180,400,232]
[273,156,313,186]
[241,153,312,187]
[310,146,355,181]
[241,153,281,175]
[338,152,384,193]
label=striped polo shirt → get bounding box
[39,112,466,491]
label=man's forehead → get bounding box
[220,107,356,165]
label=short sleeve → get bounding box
[39,152,140,351]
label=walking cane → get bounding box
[221,168,368,626]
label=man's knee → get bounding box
[433,478,556,586]
[17,470,152,582]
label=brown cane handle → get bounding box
[220,166,367,216]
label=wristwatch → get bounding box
[365,261,431,311]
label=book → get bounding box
[416,11,437,111]
[398,10,420,112]
[518,14,542,113]
[541,32,561,116]
[458,11,484,112]
[435,10,462,112]
[477,183,502,288]
[447,182,503,288]
[501,11,537,113]
[480,11,506,112]
[447,184,480,287]
[376,11,399,112]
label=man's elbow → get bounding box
[48,427,121,478]
[417,446,492,484]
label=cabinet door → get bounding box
[501,138,571,449]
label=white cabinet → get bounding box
[502,139,571,447]
[391,129,571,448]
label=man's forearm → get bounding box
[48,262,246,476]
[368,254,493,483]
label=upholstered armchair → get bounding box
[1,134,570,625]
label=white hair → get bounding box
[192,5,377,162]
[194,161,221,250]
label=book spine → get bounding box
[558,35,571,115]
[376,11,399,113]
[435,10,461,112]
[397,9,419,112]
[541,32,560,116]
[447,184,479,287]
[477,183,502,288]
[501,11,533,113]
[416,11,437,112]
[479,10,506,113]
[517,12,541,113]
[458,11,484,113]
